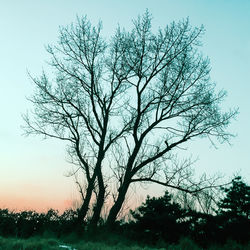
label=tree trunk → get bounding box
[76,175,96,225]
[106,181,130,227]
[89,168,105,227]
[106,145,141,227]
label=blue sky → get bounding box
[0,0,249,211]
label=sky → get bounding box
[0,0,249,213]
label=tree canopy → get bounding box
[23,11,237,227]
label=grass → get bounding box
[0,236,59,250]
[0,236,249,250]
[0,236,162,250]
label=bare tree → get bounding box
[23,16,132,226]
[23,11,237,228]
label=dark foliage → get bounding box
[216,176,250,243]
[218,176,250,218]
[0,176,249,248]
[0,208,78,238]
[129,191,189,244]
[126,176,250,247]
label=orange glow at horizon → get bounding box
[0,179,79,213]
[0,194,73,213]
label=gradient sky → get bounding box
[0,0,249,212]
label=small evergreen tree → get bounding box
[130,191,189,243]
[218,176,250,219]
[217,176,250,243]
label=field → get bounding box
[0,236,249,250]
[0,236,160,250]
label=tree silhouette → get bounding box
[23,11,237,227]
[218,176,250,219]
[130,191,189,243]
[216,176,250,243]
[0,208,80,238]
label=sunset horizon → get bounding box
[0,2,249,242]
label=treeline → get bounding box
[0,176,249,248]
[123,176,249,247]
[0,208,78,238]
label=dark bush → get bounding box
[129,191,190,244]
[0,208,79,239]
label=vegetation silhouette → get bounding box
[125,176,250,247]
[218,176,250,218]
[0,176,249,248]
[215,176,250,244]
[128,191,190,244]
[0,208,77,239]
[23,10,237,229]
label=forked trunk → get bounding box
[106,181,130,227]
[89,169,105,227]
